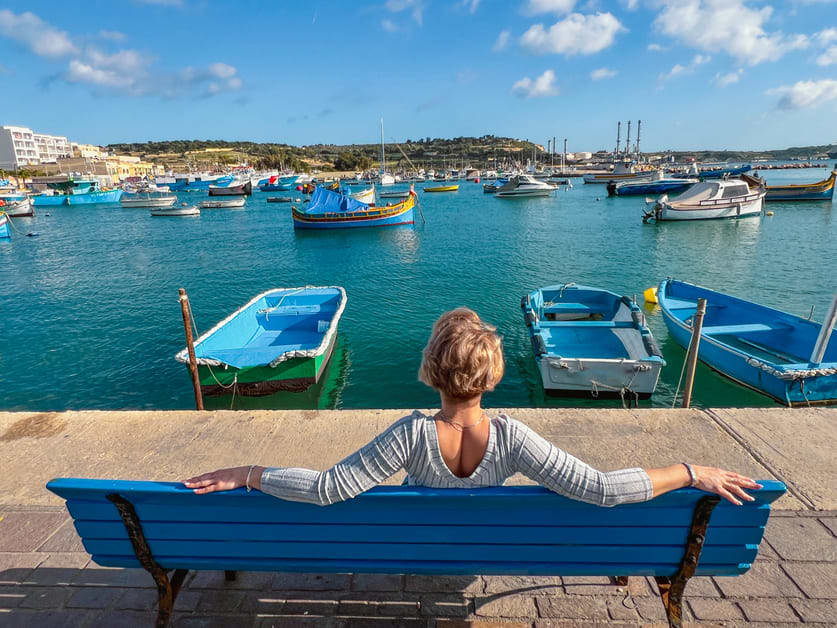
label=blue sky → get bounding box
[0,0,835,151]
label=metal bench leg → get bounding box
[107,494,189,628]
[225,570,238,581]
[656,495,720,628]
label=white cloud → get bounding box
[623,0,639,8]
[521,12,624,55]
[647,43,664,51]
[523,0,576,14]
[493,30,510,51]
[385,0,425,26]
[99,30,125,41]
[714,68,743,86]
[768,79,837,110]
[460,0,481,13]
[590,67,617,80]
[66,60,134,89]
[816,28,837,46]
[512,69,558,98]
[654,0,808,66]
[208,62,237,78]
[816,46,837,66]
[658,53,711,82]
[381,18,398,32]
[0,9,77,57]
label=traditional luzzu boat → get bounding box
[764,169,836,202]
[175,286,347,395]
[657,279,837,406]
[643,175,765,222]
[292,185,415,229]
[0,211,9,238]
[522,284,665,399]
[32,180,123,206]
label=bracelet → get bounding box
[245,465,256,492]
[683,462,697,487]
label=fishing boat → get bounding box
[150,204,200,216]
[764,170,836,202]
[0,212,9,238]
[200,198,246,208]
[494,174,553,198]
[608,171,699,197]
[696,164,751,179]
[208,178,252,196]
[643,175,765,222]
[657,279,837,406]
[32,180,123,206]
[347,184,376,204]
[423,184,459,193]
[0,195,33,216]
[292,185,415,229]
[184,174,234,191]
[120,194,177,208]
[378,189,410,199]
[175,286,347,395]
[259,175,298,192]
[522,283,665,398]
[583,162,660,184]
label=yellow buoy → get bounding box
[766,211,774,216]
[643,286,658,304]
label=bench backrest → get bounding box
[47,479,785,577]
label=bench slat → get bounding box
[72,521,763,546]
[88,555,754,577]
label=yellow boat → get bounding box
[423,184,459,192]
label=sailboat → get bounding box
[379,118,395,186]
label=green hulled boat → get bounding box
[175,287,346,396]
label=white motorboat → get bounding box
[644,175,765,222]
[1,196,33,216]
[208,178,252,196]
[150,203,200,216]
[379,189,410,200]
[494,174,555,198]
[350,185,376,204]
[121,194,177,208]
[200,198,246,209]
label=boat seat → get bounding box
[538,321,635,328]
[702,323,783,335]
[542,303,598,315]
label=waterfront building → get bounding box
[105,154,158,180]
[0,125,40,170]
[72,143,105,159]
[33,133,71,163]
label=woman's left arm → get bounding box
[647,464,762,505]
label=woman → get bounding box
[185,308,760,506]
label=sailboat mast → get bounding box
[625,121,632,158]
[380,117,385,175]
[615,122,621,159]
[636,120,642,160]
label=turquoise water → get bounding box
[1,165,834,411]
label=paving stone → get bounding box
[781,562,837,599]
[647,575,718,597]
[713,561,802,598]
[241,592,284,615]
[405,575,483,594]
[174,615,253,628]
[738,599,800,622]
[18,586,71,609]
[271,572,351,591]
[419,593,471,617]
[34,519,85,553]
[376,596,421,616]
[535,596,608,620]
[483,576,561,595]
[790,598,837,623]
[606,597,640,621]
[561,575,625,596]
[688,597,745,621]
[174,590,202,612]
[337,598,372,615]
[819,517,837,537]
[95,611,159,627]
[187,570,272,590]
[339,619,426,627]
[0,585,28,609]
[196,589,247,612]
[535,622,642,628]
[0,552,46,585]
[281,597,339,615]
[437,621,531,628]
[0,512,68,552]
[28,553,89,586]
[474,594,537,618]
[0,609,99,627]
[115,587,157,611]
[72,565,149,587]
[66,586,123,609]
[350,573,403,592]
[767,517,837,561]
[633,596,670,622]
[254,617,328,627]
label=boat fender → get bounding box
[643,333,663,358]
[524,310,538,327]
[531,335,547,356]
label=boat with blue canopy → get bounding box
[32,179,122,206]
[292,185,415,229]
[522,283,665,399]
[764,169,835,202]
[658,279,837,406]
[175,286,347,396]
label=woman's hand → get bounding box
[184,466,262,494]
[692,465,762,505]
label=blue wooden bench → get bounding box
[47,478,785,628]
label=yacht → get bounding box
[494,174,555,198]
[644,175,765,222]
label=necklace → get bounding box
[436,409,487,432]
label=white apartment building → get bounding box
[0,125,40,170]
[34,133,71,163]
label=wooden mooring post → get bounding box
[178,288,204,411]
[681,298,707,409]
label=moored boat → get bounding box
[658,279,837,406]
[200,198,246,209]
[150,204,200,216]
[174,286,347,395]
[608,171,699,197]
[522,283,665,398]
[764,170,836,202]
[0,196,33,216]
[696,164,751,179]
[347,184,376,204]
[292,185,415,229]
[121,194,177,208]
[208,179,252,196]
[643,175,765,222]
[583,161,660,184]
[0,212,9,238]
[423,184,459,193]
[33,180,123,206]
[378,189,410,199]
[494,174,553,198]
[259,175,298,192]
[483,179,508,193]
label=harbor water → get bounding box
[1,165,834,411]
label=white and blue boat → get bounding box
[658,279,837,406]
[522,284,665,399]
[32,180,122,206]
[259,175,298,192]
[608,171,699,197]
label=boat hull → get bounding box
[121,196,177,208]
[209,181,252,196]
[0,214,9,238]
[765,172,835,201]
[294,206,414,229]
[656,196,763,221]
[495,189,553,198]
[200,198,246,208]
[32,194,69,207]
[658,279,837,406]
[610,181,696,196]
[150,206,200,216]
[66,190,123,205]
[2,198,34,216]
[423,186,459,192]
[259,183,293,191]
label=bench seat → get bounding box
[702,323,784,336]
[538,320,635,329]
[542,302,599,315]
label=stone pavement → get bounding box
[1,408,835,626]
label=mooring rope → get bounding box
[744,357,837,380]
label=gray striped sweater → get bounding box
[260,411,653,507]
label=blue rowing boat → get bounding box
[658,279,837,406]
[521,284,665,399]
[292,185,415,230]
[608,172,699,196]
[698,164,751,179]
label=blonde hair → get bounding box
[418,308,505,399]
